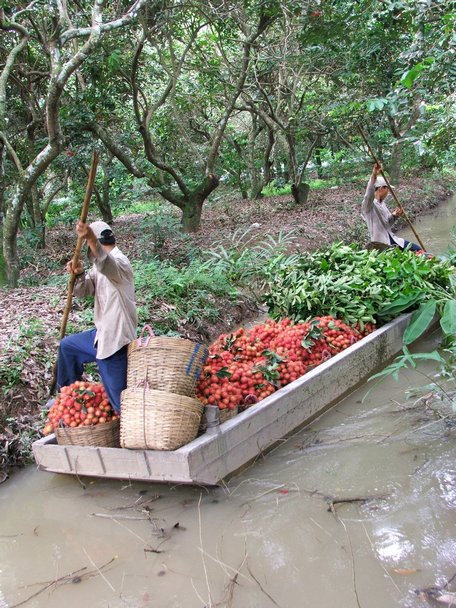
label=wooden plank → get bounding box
[33,439,193,482]
[32,313,424,485]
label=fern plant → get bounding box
[204,226,298,289]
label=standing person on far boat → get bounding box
[56,221,137,413]
[361,163,421,251]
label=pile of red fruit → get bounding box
[196,316,375,411]
[42,381,118,436]
[415,249,434,258]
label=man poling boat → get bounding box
[358,126,427,252]
[56,220,138,414]
[361,162,422,252]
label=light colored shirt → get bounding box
[74,242,137,359]
[361,181,405,248]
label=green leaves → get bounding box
[400,57,436,89]
[378,293,421,318]
[261,242,455,330]
[403,300,437,345]
[366,97,389,112]
[367,345,445,385]
[216,367,232,379]
[440,300,456,336]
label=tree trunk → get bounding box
[252,184,264,199]
[34,218,46,249]
[32,186,47,248]
[25,191,35,228]
[251,127,274,198]
[291,182,310,206]
[3,190,22,286]
[3,144,59,286]
[181,196,204,233]
[0,143,5,225]
[178,173,219,232]
[315,147,323,178]
[99,172,113,223]
[389,141,402,185]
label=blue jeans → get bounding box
[403,240,422,252]
[57,329,127,413]
[389,235,421,251]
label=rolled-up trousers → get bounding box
[57,329,127,413]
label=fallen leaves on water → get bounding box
[393,568,420,576]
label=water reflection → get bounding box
[436,470,456,509]
[399,192,456,255]
[375,527,414,563]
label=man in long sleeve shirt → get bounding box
[57,220,137,412]
[361,163,420,251]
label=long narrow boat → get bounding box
[32,312,426,485]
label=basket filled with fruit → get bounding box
[43,381,120,447]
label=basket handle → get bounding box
[136,324,154,348]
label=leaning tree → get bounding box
[0,0,147,287]
[82,1,278,232]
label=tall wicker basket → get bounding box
[127,325,208,397]
[120,386,203,451]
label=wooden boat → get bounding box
[32,312,425,485]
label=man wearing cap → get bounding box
[57,220,137,413]
[361,163,421,251]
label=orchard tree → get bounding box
[238,3,338,205]
[319,0,455,181]
[85,1,278,231]
[220,112,275,199]
[0,0,147,287]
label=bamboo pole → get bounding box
[49,150,99,395]
[358,126,426,251]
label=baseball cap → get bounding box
[89,221,115,244]
[90,221,112,238]
[374,176,394,189]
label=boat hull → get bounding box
[32,313,425,485]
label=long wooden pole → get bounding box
[49,150,99,395]
[358,127,426,251]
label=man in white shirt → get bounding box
[361,163,421,251]
[57,221,137,412]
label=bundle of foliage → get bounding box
[261,243,455,327]
[368,241,456,402]
[196,315,375,411]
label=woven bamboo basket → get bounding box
[120,387,203,450]
[199,406,238,433]
[127,325,209,397]
[54,419,120,447]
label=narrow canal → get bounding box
[0,196,455,608]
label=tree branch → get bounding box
[88,123,145,178]
[0,131,24,173]
[207,11,276,173]
[60,0,147,46]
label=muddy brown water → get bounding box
[1,195,455,608]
